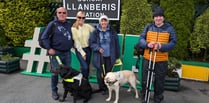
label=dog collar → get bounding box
[107,80,118,86]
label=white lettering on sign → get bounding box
[78,0,103,2]
[67,3,116,11]
[86,12,104,18]
[63,0,120,20]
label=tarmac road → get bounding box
[0,60,209,103]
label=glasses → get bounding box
[58,12,66,14]
[77,16,86,19]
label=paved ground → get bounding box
[0,60,209,103]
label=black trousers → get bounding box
[96,56,113,90]
[141,59,168,99]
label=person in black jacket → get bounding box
[41,7,74,100]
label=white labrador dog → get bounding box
[104,70,140,103]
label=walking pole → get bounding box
[144,48,153,103]
[145,49,157,103]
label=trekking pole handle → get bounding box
[149,48,152,54]
[154,42,160,52]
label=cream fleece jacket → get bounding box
[71,24,94,56]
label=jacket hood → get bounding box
[96,24,110,31]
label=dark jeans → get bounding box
[96,56,112,90]
[50,50,71,93]
[141,59,167,100]
[75,47,92,79]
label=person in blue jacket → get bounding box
[41,7,74,100]
[138,7,177,103]
[89,15,120,94]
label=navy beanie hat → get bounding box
[153,7,164,17]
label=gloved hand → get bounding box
[154,42,161,50]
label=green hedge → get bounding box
[0,0,52,46]
[160,0,195,59]
[120,0,152,35]
[190,7,209,61]
[0,25,7,46]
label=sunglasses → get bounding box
[58,12,66,14]
[77,16,86,19]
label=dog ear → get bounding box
[104,77,109,81]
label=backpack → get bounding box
[38,22,56,49]
[134,23,152,56]
[134,43,145,56]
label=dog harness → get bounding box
[55,56,83,86]
[64,78,74,82]
[64,73,83,86]
[107,72,123,86]
[116,72,123,81]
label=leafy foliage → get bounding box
[0,26,7,46]
[0,0,51,46]
[167,57,181,77]
[190,8,209,61]
[160,0,195,59]
[0,54,19,61]
[120,0,152,35]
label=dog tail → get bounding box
[136,80,140,84]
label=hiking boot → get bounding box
[140,92,145,103]
[154,99,161,103]
[101,90,108,95]
[141,100,146,103]
[52,92,59,100]
[154,96,164,103]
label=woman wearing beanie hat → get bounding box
[138,6,177,103]
[89,15,120,94]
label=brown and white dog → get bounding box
[104,70,140,103]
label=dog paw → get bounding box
[83,99,88,103]
[135,95,139,99]
[59,99,65,102]
[113,101,118,103]
[106,98,111,101]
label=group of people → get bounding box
[41,7,120,101]
[41,6,177,103]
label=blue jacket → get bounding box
[139,22,177,52]
[41,20,74,52]
[89,24,120,69]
